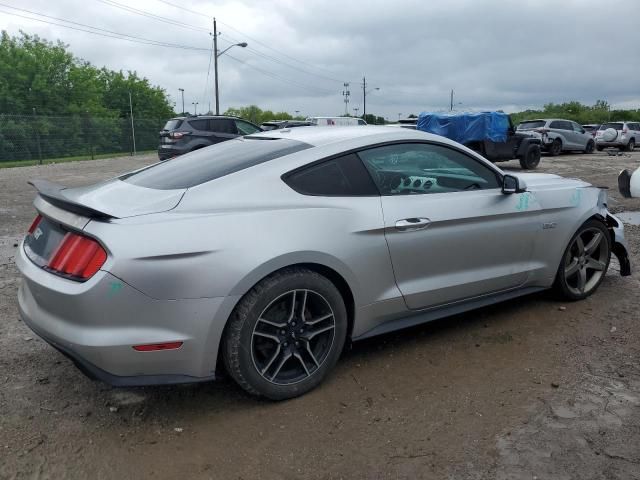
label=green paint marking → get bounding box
[571,189,582,207]
[108,281,124,297]
[516,192,531,211]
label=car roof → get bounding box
[248,125,455,148]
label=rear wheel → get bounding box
[519,144,541,169]
[223,268,347,400]
[554,220,611,301]
[584,140,595,154]
[549,138,562,156]
[627,139,636,152]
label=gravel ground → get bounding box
[1,151,639,480]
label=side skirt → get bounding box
[353,286,546,341]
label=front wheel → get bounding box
[223,268,348,400]
[519,144,541,169]
[553,220,611,301]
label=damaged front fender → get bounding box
[606,213,632,276]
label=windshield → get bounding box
[121,137,311,190]
[162,119,183,130]
[517,121,546,130]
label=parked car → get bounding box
[157,115,262,160]
[595,121,640,151]
[516,119,595,155]
[307,116,367,126]
[417,111,542,169]
[261,120,313,131]
[17,127,630,400]
[582,124,600,138]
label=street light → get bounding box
[192,102,199,115]
[361,76,380,118]
[178,88,185,114]
[212,18,248,115]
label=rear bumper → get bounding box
[16,243,238,386]
[596,140,627,148]
[157,146,185,160]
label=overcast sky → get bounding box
[2,0,639,120]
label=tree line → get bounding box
[0,31,173,161]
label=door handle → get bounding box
[395,218,431,231]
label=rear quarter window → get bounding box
[188,119,209,131]
[283,154,378,196]
[163,119,183,130]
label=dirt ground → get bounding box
[1,150,639,480]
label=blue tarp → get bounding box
[416,111,510,144]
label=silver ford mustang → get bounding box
[16,127,631,399]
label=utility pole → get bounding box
[213,18,220,115]
[362,76,367,118]
[192,102,199,115]
[450,89,454,112]
[342,82,350,115]
[129,91,136,156]
[178,88,185,114]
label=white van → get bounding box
[306,116,367,126]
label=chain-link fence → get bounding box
[0,114,166,164]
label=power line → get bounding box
[0,4,336,98]
[224,53,335,96]
[0,4,210,51]
[98,0,346,84]
[94,0,210,33]
[151,0,347,81]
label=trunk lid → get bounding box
[30,178,186,220]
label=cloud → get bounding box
[2,0,639,119]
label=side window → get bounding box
[235,120,261,135]
[549,121,562,129]
[209,119,237,134]
[572,122,584,133]
[357,143,500,195]
[560,121,573,131]
[284,153,378,196]
[188,119,208,131]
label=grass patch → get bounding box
[0,151,156,169]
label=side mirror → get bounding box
[502,174,527,194]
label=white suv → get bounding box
[596,121,640,151]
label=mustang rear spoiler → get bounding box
[28,179,115,220]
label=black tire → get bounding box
[549,138,562,156]
[222,267,348,400]
[596,146,604,151]
[584,140,595,154]
[627,139,635,152]
[553,219,611,301]
[519,144,541,170]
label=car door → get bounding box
[557,121,577,149]
[208,118,239,144]
[571,122,588,149]
[357,142,542,310]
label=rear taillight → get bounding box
[534,128,550,134]
[47,232,107,280]
[28,214,42,234]
[169,131,188,139]
[622,128,628,134]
